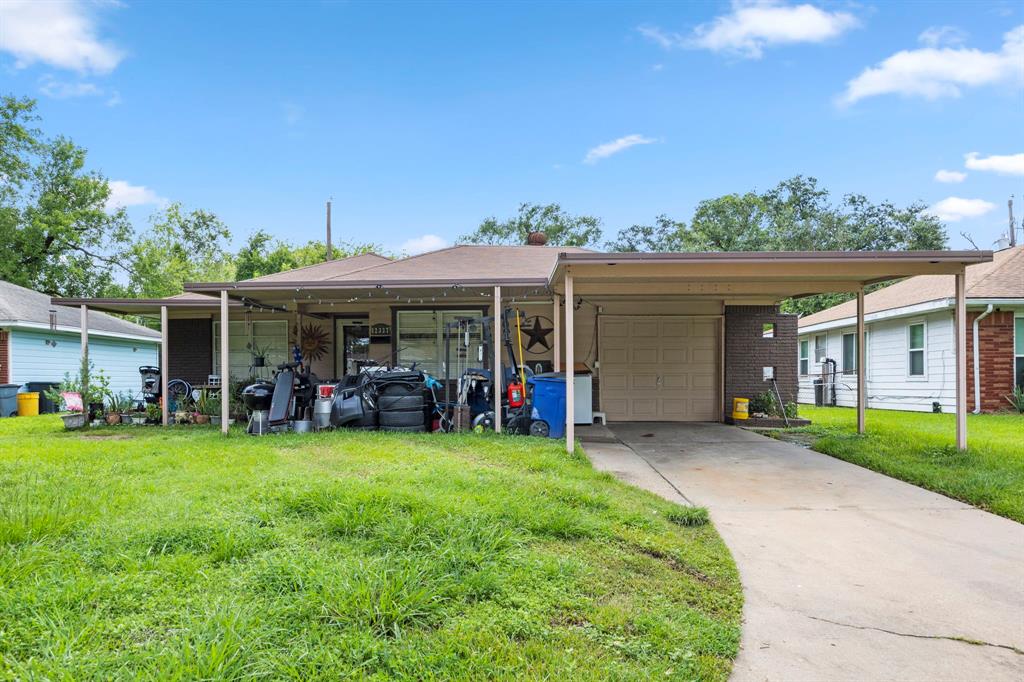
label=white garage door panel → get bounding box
[599,315,719,422]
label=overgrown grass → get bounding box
[0,415,741,679]
[790,407,1024,523]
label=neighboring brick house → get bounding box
[798,245,1023,413]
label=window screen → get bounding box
[799,339,809,376]
[213,320,288,380]
[395,310,482,377]
[842,333,856,374]
[908,323,925,377]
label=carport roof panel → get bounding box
[551,250,993,288]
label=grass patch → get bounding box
[789,407,1024,523]
[0,415,741,679]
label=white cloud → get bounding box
[640,1,858,59]
[964,151,1024,175]
[400,234,448,255]
[934,169,967,183]
[918,26,968,48]
[583,134,657,164]
[927,197,996,222]
[0,0,124,74]
[38,77,102,99]
[839,25,1024,106]
[105,181,167,210]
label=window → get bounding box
[213,320,289,380]
[1015,316,1024,390]
[814,334,827,362]
[842,333,856,374]
[908,322,926,377]
[799,338,809,375]
[395,310,483,377]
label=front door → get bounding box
[334,320,370,378]
[599,315,720,422]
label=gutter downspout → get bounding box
[972,304,994,414]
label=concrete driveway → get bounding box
[583,423,1024,682]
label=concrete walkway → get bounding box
[583,423,1024,682]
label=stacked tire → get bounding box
[377,380,428,432]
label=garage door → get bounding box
[599,316,719,422]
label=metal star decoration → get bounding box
[521,316,554,353]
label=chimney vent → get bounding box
[526,231,548,246]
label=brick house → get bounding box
[56,245,990,449]
[798,245,1023,413]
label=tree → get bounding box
[0,96,133,296]
[606,215,685,252]
[605,176,948,315]
[459,202,603,247]
[114,203,234,299]
[233,230,380,281]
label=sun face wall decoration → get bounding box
[296,322,330,363]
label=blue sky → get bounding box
[1,0,1022,254]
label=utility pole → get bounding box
[325,198,333,260]
[1009,197,1017,247]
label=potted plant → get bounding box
[45,358,112,422]
[145,402,161,424]
[105,393,125,425]
[194,389,212,425]
[204,389,224,426]
[118,392,136,424]
[131,408,147,425]
[174,394,194,425]
[247,341,271,368]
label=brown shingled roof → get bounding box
[325,245,592,283]
[799,245,1024,328]
[239,253,391,283]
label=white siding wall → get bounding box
[798,310,956,412]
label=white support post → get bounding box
[564,272,574,453]
[955,270,967,450]
[493,286,502,433]
[220,291,230,435]
[80,305,88,407]
[160,305,169,426]
[857,288,866,434]
[552,295,561,371]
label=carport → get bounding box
[549,250,992,453]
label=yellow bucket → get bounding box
[731,397,749,421]
[17,392,39,417]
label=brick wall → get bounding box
[723,305,798,419]
[965,310,1016,412]
[168,318,212,385]
[0,330,8,384]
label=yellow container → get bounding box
[731,397,749,421]
[17,392,40,417]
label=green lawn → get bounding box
[0,416,741,680]
[793,406,1024,523]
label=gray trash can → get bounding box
[0,384,20,418]
[813,379,825,407]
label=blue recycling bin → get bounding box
[0,384,20,418]
[527,373,566,439]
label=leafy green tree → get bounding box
[0,96,132,296]
[233,230,380,281]
[608,176,947,315]
[114,203,234,299]
[606,215,685,252]
[459,202,603,247]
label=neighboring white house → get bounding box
[797,245,1023,413]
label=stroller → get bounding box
[139,366,192,411]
